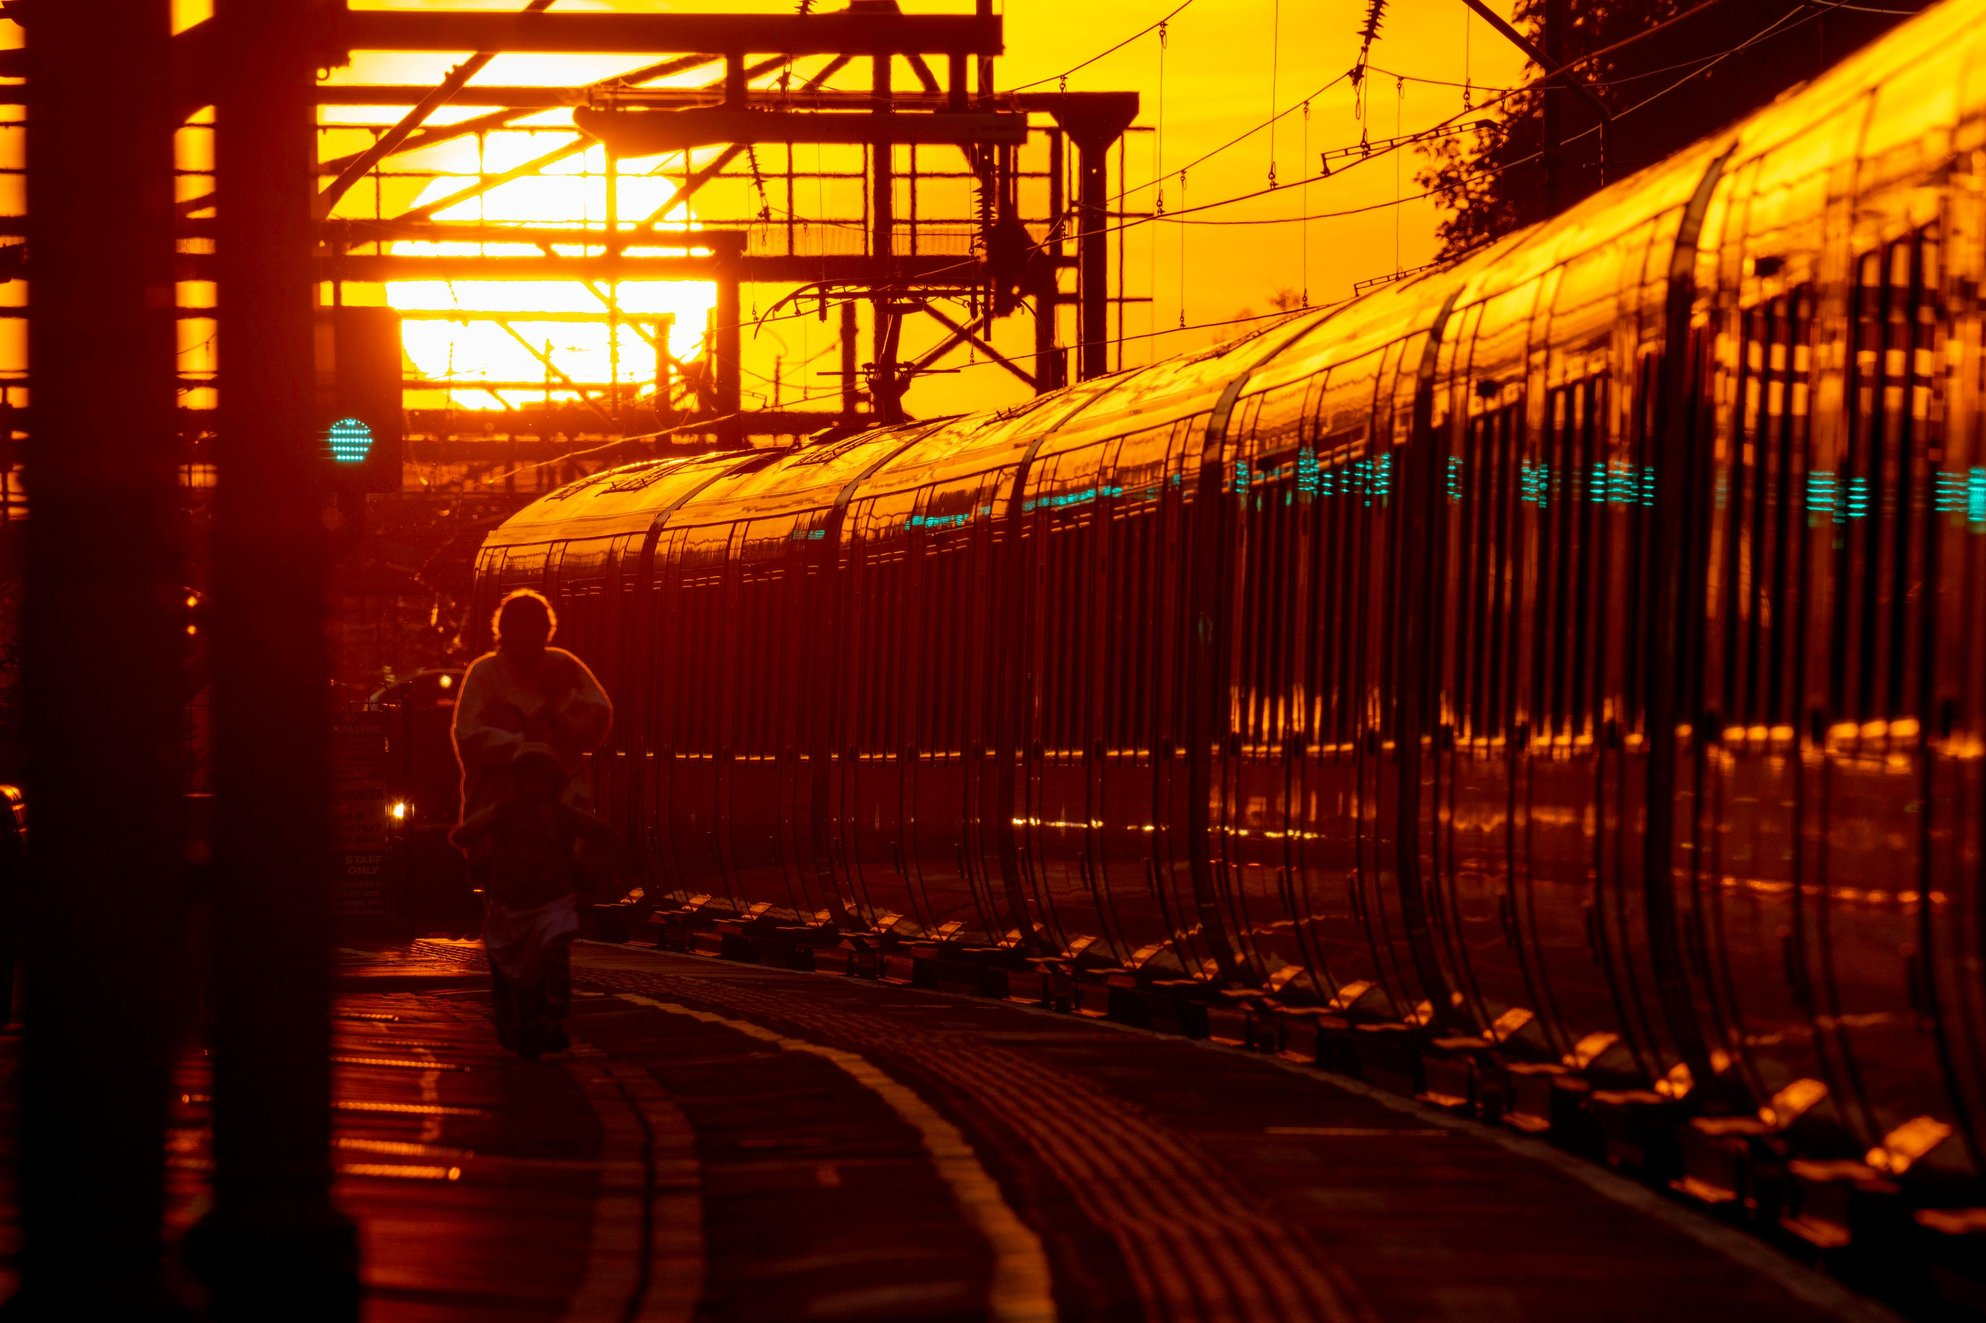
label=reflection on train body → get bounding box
[478,0,1986,1193]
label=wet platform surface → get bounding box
[3,940,1904,1321]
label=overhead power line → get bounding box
[1008,0,1199,93]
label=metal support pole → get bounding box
[715,252,743,445]
[17,3,183,1312]
[1076,137,1107,381]
[1043,97,1136,384]
[841,299,861,421]
[191,1,359,1317]
[1036,128,1064,394]
[605,145,621,417]
[870,53,903,423]
[1542,0,1565,214]
[654,310,676,422]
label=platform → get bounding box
[2,940,1903,1322]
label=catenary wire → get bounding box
[1008,0,1200,93]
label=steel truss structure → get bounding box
[160,2,1147,456]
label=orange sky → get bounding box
[11,2,1537,421]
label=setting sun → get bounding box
[385,138,716,410]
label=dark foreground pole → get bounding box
[14,2,185,1316]
[188,0,358,1317]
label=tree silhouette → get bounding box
[1416,0,1929,260]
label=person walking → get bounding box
[451,589,613,1054]
[450,743,615,1054]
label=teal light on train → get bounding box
[1023,485,1124,513]
[1519,461,1550,508]
[1339,453,1390,506]
[327,416,374,464]
[1297,446,1322,497]
[1933,468,1986,524]
[1446,456,1463,503]
[1806,471,1869,523]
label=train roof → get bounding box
[483,0,1985,555]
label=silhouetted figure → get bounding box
[450,743,615,1055]
[451,590,613,1054]
[453,589,612,818]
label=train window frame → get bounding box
[1455,395,1524,741]
[1829,224,1940,724]
[1718,283,1816,728]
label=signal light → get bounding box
[327,416,374,465]
[315,306,404,494]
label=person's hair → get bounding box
[493,589,556,645]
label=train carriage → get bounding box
[475,0,1986,1192]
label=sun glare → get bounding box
[385,140,717,410]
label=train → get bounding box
[474,0,1986,1217]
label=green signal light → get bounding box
[327,416,373,464]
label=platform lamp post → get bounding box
[185,0,360,1317]
[15,1,186,1314]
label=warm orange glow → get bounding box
[385,140,716,409]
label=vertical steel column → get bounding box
[654,310,676,422]
[606,146,621,415]
[1036,128,1064,394]
[713,235,743,446]
[1542,0,1565,214]
[840,299,861,421]
[1075,138,1107,381]
[870,53,903,423]
[192,0,359,1317]
[1047,97,1136,383]
[18,3,183,1313]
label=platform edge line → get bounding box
[613,992,1059,1323]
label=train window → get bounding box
[1714,285,1815,727]
[1529,377,1608,736]
[671,540,726,756]
[1618,352,1660,731]
[870,538,909,755]
[734,544,785,757]
[1454,398,1522,739]
[1237,448,1306,746]
[1829,228,1940,722]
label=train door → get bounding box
[1017,443,1119,961]
[607,529,651,884]
[1514,364,1658,1082]
[958,462,1031,946]
[588,532,638,850]
[1362,332,1449,1022]
[833,488,922,931]
[1429,294,1533,1032]
[720,515,809,919]
[1439,337,1554,1043]
[655,522,737,912]
[1150,416,1222,978]
[1813,218,1976,1176]
[1217,384,1316,990]
[776,508,836,927]
[1693,263,1842,1116]
[1289,364,1403,1017]
[1091,425,1197,975]
[901,478,1002,939]
[1926,138,1986,1171]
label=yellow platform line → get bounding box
[615,993,1058,1323]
